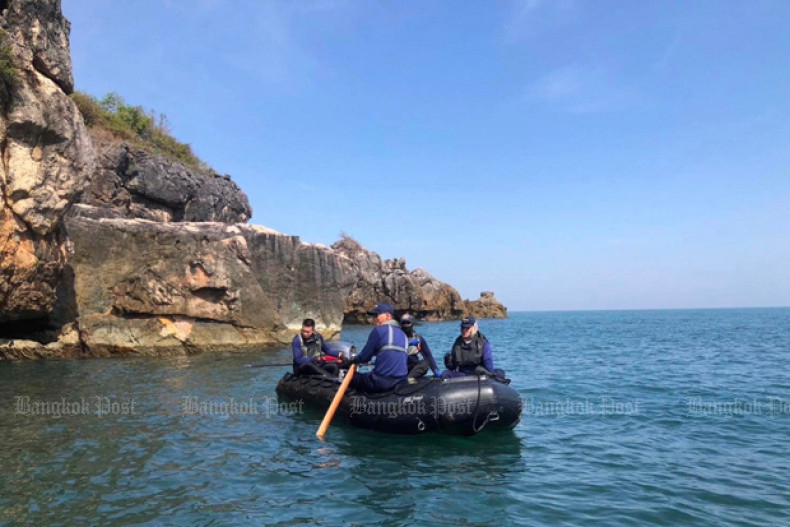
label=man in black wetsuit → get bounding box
[399,313,441,381]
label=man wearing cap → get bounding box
[291,318,340,377]
[399,313,440,381]
[442,316,499,378]
[344,302,409,393]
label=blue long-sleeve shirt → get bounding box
[406,334,439,374]
[480,340,494,372]
[292,333,336,367]
[357,323,409,378]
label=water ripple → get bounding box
[1,308,789,525]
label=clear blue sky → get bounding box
[64,0,790,311]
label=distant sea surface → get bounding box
[1,308,789,526]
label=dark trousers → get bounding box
[407,359,431,379]
[295,363,339,377]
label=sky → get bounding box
[63,0,790,311]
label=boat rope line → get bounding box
[471,375,493,434]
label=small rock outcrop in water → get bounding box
[464,291,508,319]
[0,0,505,359]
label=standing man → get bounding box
[345,303,409,393]
[292,318,340,377]
[399,313,441,381]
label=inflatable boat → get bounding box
[276,372,522,436]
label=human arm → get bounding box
[355,328,381,363]
[481,340,494,372]
[319,334,339,357]
[420,336,440,374]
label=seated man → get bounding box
[345,303,409,393]
[292,318,340,377]
[442,316,505,379]
[399,313,440,381]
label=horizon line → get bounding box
[507,305,790,314]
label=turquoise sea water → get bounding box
[1,308,789,526]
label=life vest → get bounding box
[405,332,422,356]
[379,319,408,354]
[299,333,325,359]
[451,332,488,369]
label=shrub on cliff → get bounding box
[70,90,209,172]
[0,28,17,90]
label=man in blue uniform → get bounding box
[442,316,504,379]
[345,302,409,393]
[399,313,440,381]
[291,318,340,377]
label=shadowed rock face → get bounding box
[331,236,423,323]
[80,139,252,223]
[331,235,473,324]
[329,235,507,324]
[0,0,94,324]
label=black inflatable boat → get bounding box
[276,372,522,436]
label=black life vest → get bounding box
[451,332,488,369]
[299,333,325,359]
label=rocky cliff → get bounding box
[0,0,354,359]
[59,216,352,357]
[81,135,251,223]
[0,0,505,360]
[0,0,93,334]
[330,234,506,324]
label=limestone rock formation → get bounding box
[0,0,94,326]
[330,234,507,324]
[464,291,508,320]
[59,215,353,356]
[81,139,251,223]
[409,268,464,321]
[330,234,506,324]
[331,235,424,323]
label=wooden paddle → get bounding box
[316,363,357,440]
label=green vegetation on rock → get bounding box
[0,28,17,89]
[71,91,209,172]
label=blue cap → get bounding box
[400,313,415,325]
[460,316,476,328]
[368,302,395,316]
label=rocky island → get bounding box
[0,0,506,360]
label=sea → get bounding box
[1,308,789,526]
